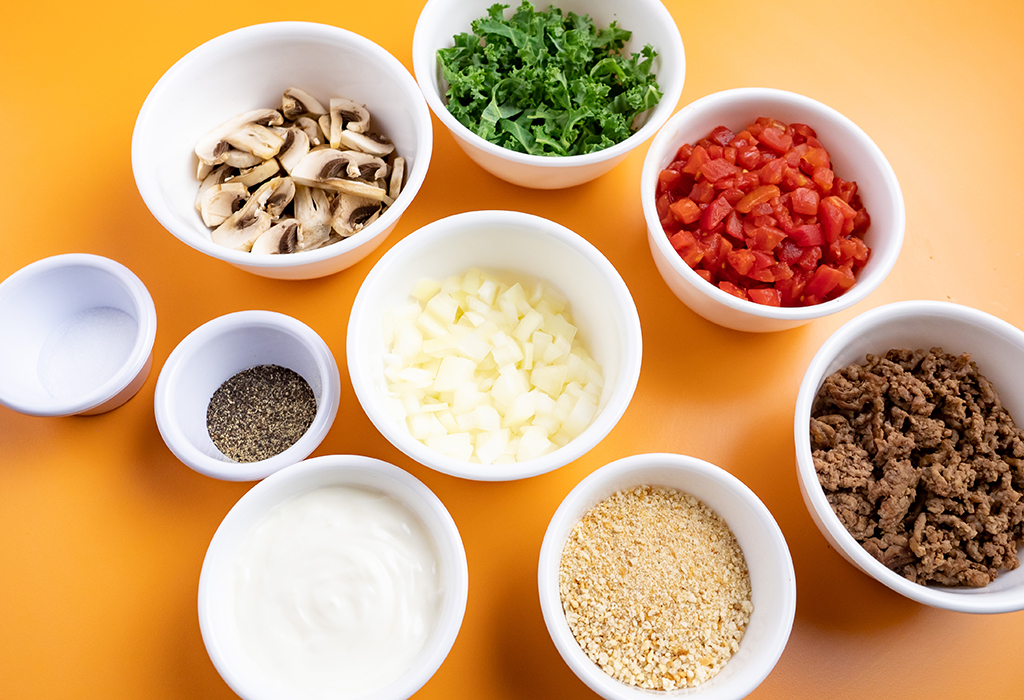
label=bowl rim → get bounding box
[153,309,341,481]
[411,0,685,169]
[537,452,797,699]
[794,299,1024,613]
[641,86,905,322]
[346,209,643,481]
[0,253,158,417]
[131,20,433,270]
[197,453,470,700]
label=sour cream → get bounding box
[233,485,442,698]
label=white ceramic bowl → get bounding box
[347,210,642,481]
[538,453,796,700]
[132,21,432,280]
[154,310,340,481]
[0,254,157,417]
[795,300,1024,613]
[642,87,905,332]
[412,0,684,189]
[198,454,469,700]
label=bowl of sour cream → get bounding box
[198,454,469,700]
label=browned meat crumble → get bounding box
[810,348,1024,587]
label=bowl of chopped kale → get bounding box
[412,0,685,189]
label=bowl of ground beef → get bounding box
[795,300,1024,613]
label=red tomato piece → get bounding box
[683,145,710,175]
[701,194,733,231]
[670,231,704,267]
[709,125,736,147]
[737,145,760,170]
[734,185,781,214]
[751,226,788,252]
[791,187,819,216]
[669,197,701,225]
[718,280,748,300]
[759,158,785,185]
[689,180,715,204]
[727,249,756,276]
[700,158,739,183]
[759,126,793,154]
[795,245,823,271]
[658,169,682,192]
[787,223,824,247]
[804,264,845,300]
[748,288,782,306]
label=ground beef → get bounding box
[810,348,1024,587]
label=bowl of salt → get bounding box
[0,254,157,416]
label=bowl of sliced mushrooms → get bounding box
[132,22,432,280]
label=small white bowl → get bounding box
[642,87,905,332]
[132,21,432,280]
[412,0,684,189]
[795,300,1024,613]
[154,310,340,481]
[347,210,642,481]
[0,254,157,417]
[538,453,796,700]
[198,454,469,700]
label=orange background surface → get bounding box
[2,0,1023,698]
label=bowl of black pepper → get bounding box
[795,300,1024,613]
[155,310,341,481]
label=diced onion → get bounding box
[382,269,604,464]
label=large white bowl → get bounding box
[642,87,905,332]
[0,254,157,416]
[198,454,469,700]
[347,210,643,481]
[538,453,797,700]
[154,310,341,481]
[795,300,1024,613]
[412,0,684,189]
[132,22,432,280]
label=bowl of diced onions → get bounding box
[347,210,643,481]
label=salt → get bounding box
[37,307,138,399]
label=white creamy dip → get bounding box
[233,485,442,698]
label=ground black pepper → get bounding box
[206,364,317,463]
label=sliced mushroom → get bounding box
[282,87,327,120]
[293,184,333,251]
[330,98,370,147]
[251,218,300,255]
[199,182,249,227]
[290,149,394,203]
[195,108,284,165]
[317,115,333,146]
[226,159,280,188]
[331,192,382,236]
[339,130,395,157]
[277,128,310,174]
[223,123,285,159]
[195,164,236,210]
[197,159,215,181]
[211,191,272,251]
[264,176,295,219]
[221,149,265,169]
[389,156,405,200]
[294,116,324,147]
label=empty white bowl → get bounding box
[795,300,1024,613]
[538,453,796,700]
[132,21,432,279]
[0,254,157,417]
[198,454,469,700]
[154,310,341,481]
[347,210,642,481]
[642,87,905,332]
[412,0,684,189]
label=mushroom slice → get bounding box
[330,98,370,147]
[200,182,249,227]
[282,87,327,120]
[195,108,284,165]
[251,218,300,255]
[211,192,272,251]
[264,176,295,219]
[277,128,311,174]
[221,149,265,169]
[339,130,395,157]
[197,159,216,181]
[226,159,280,188]
[318,115,333,146]
[389,156,405,200]
[224,123,285,159]
[294,116,323,147]
[290,150,394,204]
[195,164,236,210]
[293,184,333,251]
[331,192,382,236]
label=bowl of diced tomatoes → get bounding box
[641,87,904,332]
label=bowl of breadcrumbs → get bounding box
[538,453,796,700]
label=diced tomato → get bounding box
[759,126,793,154]
[700,194,733,231]
[669,197,701,225]
[795,245,823,271]
[736,145,760,170]
[695,269,713,283]
[734,185,781,214]
[718,280,748,300]
[748,288,782,306]
[804,264,845,300]
[682,145,710,175]
[709,125,736,147]
[675,143,694,161]
[723,146,737,164]
[669,230,704,267]
[791,187,819,216]
[658,169,682,192]
[700,157,739,183]
[791,123,817,141]
[768,261,794,281]
[689,180,715,204]
[776,240,803,266]
[759,157,785,185]
[751,226,788,252]
[788,223,824,247]
[812,166,834,192]
[724,210,744,240]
